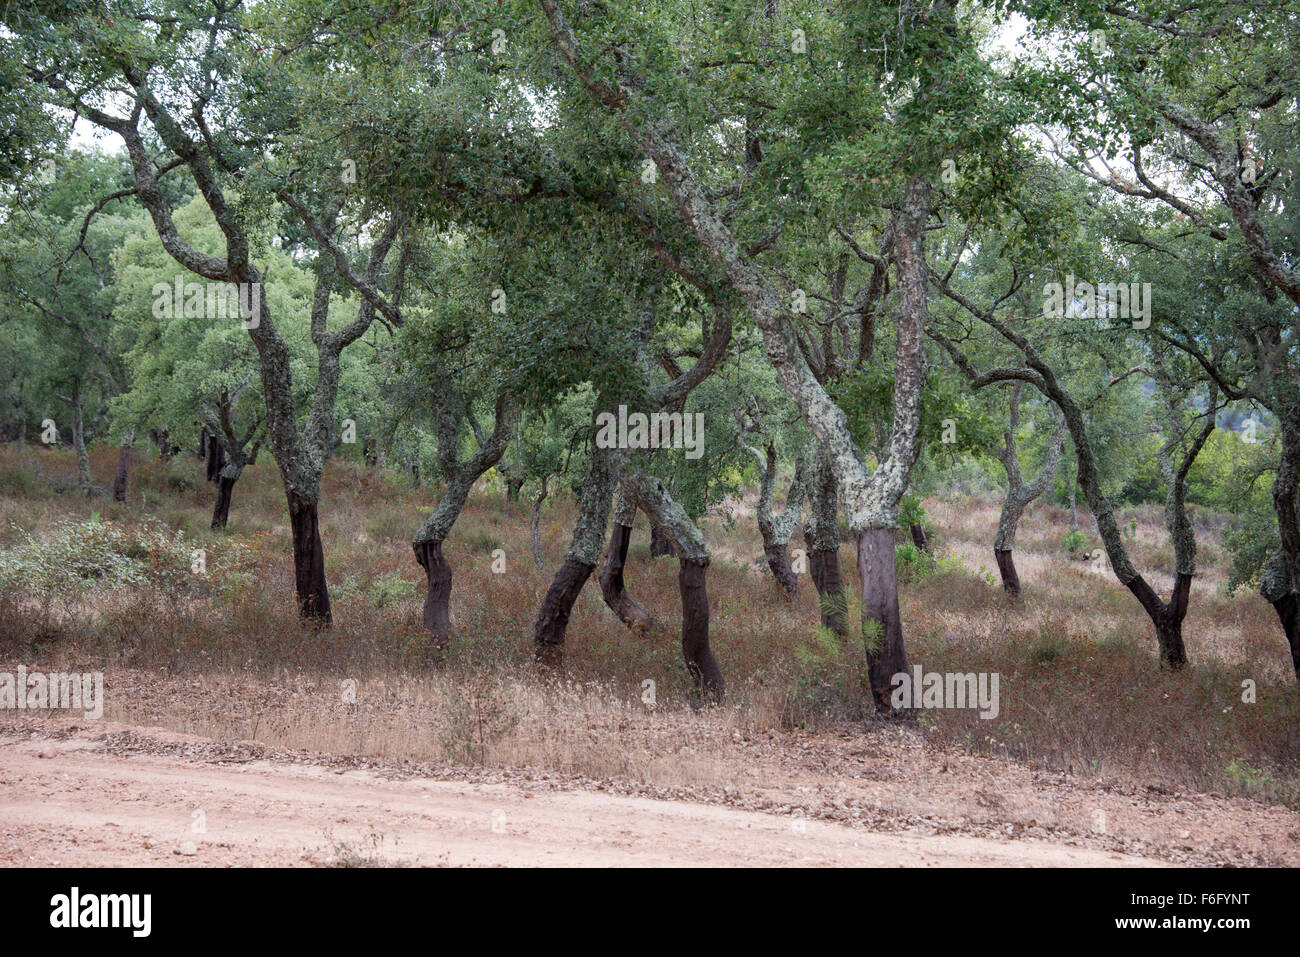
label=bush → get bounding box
[895,541,937,583]
[0,515,254,608]
[167,464,197,492]
[1061,528,1091,560]
[367,574,416,608]
[0,460,45,497]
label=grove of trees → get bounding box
[1,0,1296,703]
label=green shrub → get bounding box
[1027,630,1067,664]
[0,461,45,497]
[1061,529,1091,560]
[367,574,416,608]
[167,464,197,492]
[0,516,254,606]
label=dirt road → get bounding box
[0,721,1158,867]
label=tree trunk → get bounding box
[71,395,91,493]
[745,441,807,600]
[599,522,657,631]
[363,438,378,468]
[806,543,848,635]
[650,524,676,557]
[805,445,848,635]
[506,476,524,502]
[619,468,723,699]
[206,436,226,483]
[1271,593,1299,680]
[680,557,723,701]
[534,557,595,667]
[531,477,549,569]
[763,543,799,600]
[149,428,172,460]
[533,432,616,665]
[1068,464,1079,532]
[212,474,237,529]
[413,540,453,653]
[111,433,132,503]
[994,548,1021,597]
[1125,572,1190,670]
[857,527,910,712]
[287,489,331,624]
[909,522,929,552]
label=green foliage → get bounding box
[367,574,416,609]
[0,516,252,606]
[1061,529,1092,561]
[895,542,938,584]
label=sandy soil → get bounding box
[0,719,1166,867]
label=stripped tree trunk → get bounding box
[533,440,616,667]
[742,440,807,600]
[212,473,237,529]
[413,540,453,650]
[205,435,226,483]
[412,389,514,654]
[994,384,1067,596]
[623,470,723,701]
[1263,421,1300,679]
[287,489,331,623]
[805,443,848,636]
[201,400,264,531]
[909,523,930,552]
[598,489,657,632]
[649,524,676,557]
[112,429,134,503]
[149,428,172,460]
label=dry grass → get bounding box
[1,442,1297,808]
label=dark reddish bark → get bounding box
[287,489,331,624]
[111,445,130,503]
[533,557,595,667]
[994,548,1021,597]
[1272,593,1299,680]
[910,523,930,552]
[598,523,657,632]
[857,527,910,713]
[413,540,453,652]
[679,558,723,701]
[206,437,226,483]
[650,525,676,558]
[149,428,172,460]
[211,475,237,529]
[806,539,848,636]
[763,543,799,600]
[1124,572,1191,670]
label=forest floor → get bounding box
[1,445,1298,866]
